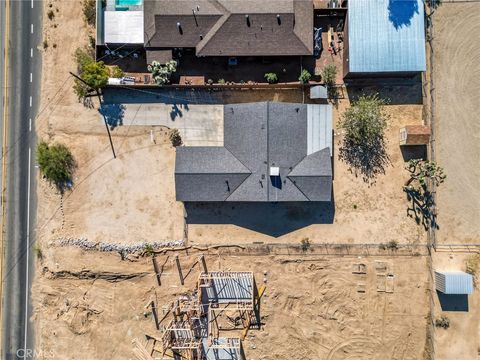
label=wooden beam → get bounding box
[152,256,161,286]
[175,255,184,285]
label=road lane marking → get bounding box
[23,147,32,359]
[30,48,33,58]
[31,0,33,8]
[29,96,32,107]
[29,119,32,132]
[30,73,32,83]
[30,24,33,34]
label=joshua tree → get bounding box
[404,159,446,189]
[169,129,182,147]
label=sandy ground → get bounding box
[432,252,479,360]
[32,247,430,360]
[433,3,480,244]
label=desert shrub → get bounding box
[143,244,154,255]
[264,72,278,84]
[110,65,124,78]
[36,141,75,189]
[83,0,96,26]
[47,9,55,20]
[298,69,311,84]
[33,244,43,260]
[169,129,182,147]
[338,94,389,181]
[435,316,450,329]
[300,238,311,251]
[218,78,226,84]
[74,47,95,73]
[43,40,48,49]
[88,34,96,49]
[466,254,480,286]
[386,240,399,251]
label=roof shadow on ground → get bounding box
[437,291,469,312]
[388,0,419,29]
[345,77,423,105]
[184,197,335,238]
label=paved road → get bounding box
[1,0,41,358]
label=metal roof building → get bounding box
[435,271,474,295]
[344,0,426,77]
[175,102,333,202]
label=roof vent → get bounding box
[270,167,280,177]
[176,22,183,35]
[245,14,251,27]
[277,14,281,25]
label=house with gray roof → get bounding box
[144,0,313,57]
[175,102,332,202]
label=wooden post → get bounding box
[199,255,208,274]
[150,301,160,330]
[152,256,161,286]
[175,255,184,285]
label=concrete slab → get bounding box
[101,103,224,146]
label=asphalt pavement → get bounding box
[1,0,41,358]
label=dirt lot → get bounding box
[32,246,430,360]
[432,251,479,360]
[432,3,480,244]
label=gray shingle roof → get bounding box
[175,102,332,202]
[144,0,313,56]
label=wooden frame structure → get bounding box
[159,271,263,360]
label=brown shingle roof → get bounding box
[144,0,313,56]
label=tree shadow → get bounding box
[170,104,184,121]
[98,103,126,129]
[400,145,427,162]
[388,0,419,29]
[339,136,391,185]
[404,186,438,231]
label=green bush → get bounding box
[264,72,278,84]
[36,142,75,189]
[298,69,311,84]
[83,0,96,26]
[218,78,226,84]
[82,61,109,89]
[74,47,95,73]
[148,60,177,85]
[110,65,124,78]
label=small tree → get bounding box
[264,72,278,84]
[321,64,337,85]
[405,160,446,189]
[298,69,311,84]
[148,60,177,85]
[37,142,75,189]
[338,94,389,180]
[82,61,109,89]
[83,0,96,26]
[169,129,182,147]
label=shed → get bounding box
[399,125,430,145]
[435,271,474,295]
[344,0,426,78]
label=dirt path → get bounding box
[433,3,480,244]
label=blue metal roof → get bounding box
[348,0,426,73]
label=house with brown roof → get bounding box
[143,0,313,58]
